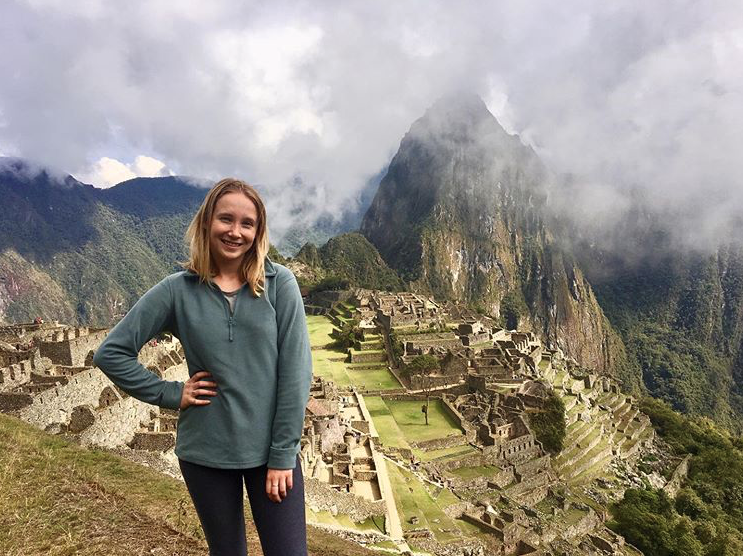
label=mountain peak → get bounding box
[425,92,492,122]
[408,92,513,147]
[0,156,90,190]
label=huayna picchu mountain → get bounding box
[360,94,627,377]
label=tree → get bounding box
[331,318,362,352]
[528,390,566,454]
[404,354,439,425]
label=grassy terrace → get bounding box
[384,399,463,443]
[384,461,495,550]
[306,315,402,392]
[385,461,462,543]
[311,347,353,388]
[448,465,504,480]
[307,314,337,345]
[0,414,378,556]
[305,508,385,535]
[362,397,467,454]
[363,396,410,448]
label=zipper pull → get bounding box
[229,316,234,342]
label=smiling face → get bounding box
[208,191,259,274]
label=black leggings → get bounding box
[178,456,307,556]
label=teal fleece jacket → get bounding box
[92,259,312,470]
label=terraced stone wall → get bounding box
[411,435,468,451]
[18,368,112,428]
[440,396,478,443]
[79,362,188,448]
[39,329,107,366]
[0,359,33,392]
[304,476,385,522]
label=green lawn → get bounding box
[364,398,466,448]
[347,367,402,391]
[447,465,504,480]
[307,316,400,391]
[363,396,409,448]
[306,314,337,346]
[385,461,461,543]
[312,348,352,387]
[384,399,464,443]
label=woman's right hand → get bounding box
[180,371,218,409]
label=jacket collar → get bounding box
[184,256,277,279]
[264,256,278,277]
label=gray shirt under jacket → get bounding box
[92,258,313,470]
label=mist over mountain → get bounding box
[570,200,743,430]
[0,157,374,324]
[274,169,383,256]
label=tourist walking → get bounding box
[94,178,313,556]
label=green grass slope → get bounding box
[0,413,379,556]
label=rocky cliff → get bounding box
[361,95,626,375]
[575,204,743,428]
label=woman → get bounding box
[93,178,313,556]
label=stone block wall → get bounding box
[488,467,516,489]
[560,508,601,541]
[349,350,386,363]
[448,475,493,493]
[353,470,378,481]
[39,329,107,366]
[460,332,490,346]
[430,451,487,473]
[305,476,386,522]
[411,435,468,452]
[80,395,154,448]
[0,348,35,368]
[440,396,478,443]
[80,362,188,448]
[350,420,369,434]
[514,455,550,480]
[505,469,551,498]
[0,360,33,392]
[19,368,112,428]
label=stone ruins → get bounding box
[1,286,657,556]
[0,321,188,471]
[305,289,653,555]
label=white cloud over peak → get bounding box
[76,155,172,188]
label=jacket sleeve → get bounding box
[92,275,184,410]
[268,271,313,469]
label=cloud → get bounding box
[75,155,172,188]
[0,1,741,248]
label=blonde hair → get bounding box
[183,178,269,297]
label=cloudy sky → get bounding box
[0,1,741,245]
